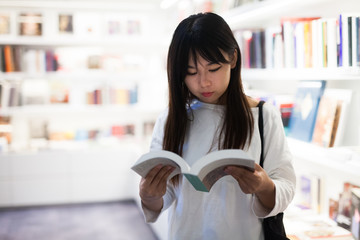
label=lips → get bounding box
[201,92,214,98]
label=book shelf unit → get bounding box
[224,0,360,237]
[0,1,172,209]
[0,2,171,152]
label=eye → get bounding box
[187,71,197,76]
[209,66,221,72]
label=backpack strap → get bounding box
[257,100,265,168]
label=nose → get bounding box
[199,73,211,88]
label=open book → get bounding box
[131,149,255,192]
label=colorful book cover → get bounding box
[58,14,73,34]
[297,174,322,213]
[0,14,10,35]
[314,88,352,147]
[312,94,338,147]
[18,13,42,36]
[288,80,326,142]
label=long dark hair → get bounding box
[163,12,254,160]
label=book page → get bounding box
[131,150,189,180]
[201,166,229,192]
[191,149,255,180]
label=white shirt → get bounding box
[143,101,296,240]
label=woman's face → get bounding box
[184,51,236,104]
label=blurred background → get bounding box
[0,0,360,239]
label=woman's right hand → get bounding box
[139,164,175,212]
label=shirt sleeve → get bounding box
[141,109,177,223]
[142,184,176,222]
[252,103,296,218]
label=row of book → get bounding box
[48,124,136,142]
[234,14,360,69]
[0,45,59,73]
[0,12,142,37]
[0,115,157,152]
[0,79,138,108]
[256,80,351,148]
[86,87,138,105]
[0,45,147,73]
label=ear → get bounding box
[230,49,238,69]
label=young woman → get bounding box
[138,12,296,239]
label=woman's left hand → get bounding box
[224,163,275,210]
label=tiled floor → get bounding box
[0,199,158,240]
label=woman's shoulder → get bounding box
[152,108,169,127]
[247,96,259,108]
[248,97,282,123]
[247,97,277,114]
[261,102,283,127]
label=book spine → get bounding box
[339,15,343,66]
[13,47,22,72]
[295,22,305,68]
[250,32,255,68]
[260,31,265,68]
[341,14,349,67]
[327,18,338,68]
[312,19,320,68]
[348,16,352,66]
[352,16,357,67]
[265,28,274,68]
[322,20,328,67]
[4,45,14,72]
[273,32,284,68]
[283,21,295,68]
[357,17,360,66]
[0,46,3,72]
[304,21,312,68]
[244,32,252,68]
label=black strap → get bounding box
[257,100,265,168]
[258,100,289,240]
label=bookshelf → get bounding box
[0,2,171,152]
[223,0,360,238]
[0,1,172,211]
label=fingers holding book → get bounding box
[224,163,275,210]
[139,164,175,212]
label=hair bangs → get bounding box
[189,38,230,67]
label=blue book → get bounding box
[339,14,343,67]
[288,80,326,142]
